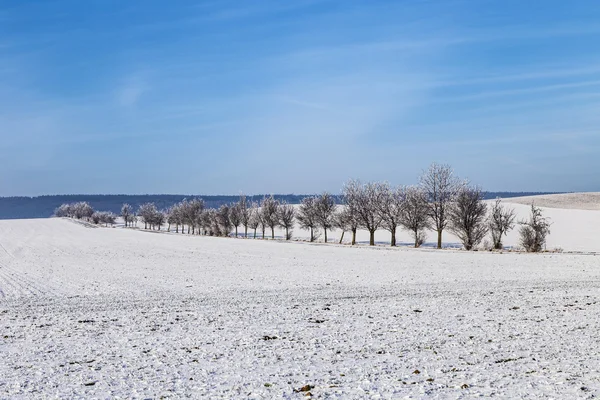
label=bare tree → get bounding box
[343,180,383,246]
[121,204,133,227]
[137,203,158,230]
[519,203,551,252]
[420,163,463,249]
[238,195,251,238]
[153,210,166,231]
[200,209,213,235]
[339,187,362,245]
[488,199,516,250]
[376,183,404,246]
[206,209,221,236]
[73,202,94,221]
[314,192,337,243]
[261,195,280,239]
[126,213,137,227]
[217,204,232,236]
[92,211,117,227]
[448,185,488,250]
[170,203,185,233]
[334,206,359,245]
[229,203,242,237]
[54,203,74,218]
[186,199,204,234]
[248,202,261,239]
[278,201,296,240]
[398,186,431,248]
[165,206,173,231]
[297,196,319,242]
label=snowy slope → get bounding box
[1,218,600,398]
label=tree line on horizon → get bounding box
[54,163,551,252]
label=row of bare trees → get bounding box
[54,202,118,227]
[54,163,551,252]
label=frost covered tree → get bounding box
[519,203,551,252]
[237,195,251,238]
[54,203,72,218]
[398,186,431,248]
[248,203,261,239]
[121,204,133,227]
[314,192,337,243]
[278,201,296,240]
[343,180,383,246]
[376,183,404,246]
[420,163,463,249]
[186,199,204,234]
[206,209,221,236]
[137,203,158,230]
[126,213,137,227]
[260,195,280,239]
[92,211,117,227]
[200,209,212,235]
[488,199,516,250]
[165,207,174,231]
[229,203,242,237]
[103,211,117,226]
[170,203,185,233]
[153,210,166,231]
[334,206,360,245]
[73,202,94,220]
[448,185,488,250]
[297,196,319,242]
[217,204,232,236]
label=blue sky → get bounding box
[1,0,600,196]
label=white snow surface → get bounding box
[2,217,600,398]
[501,192,600,210]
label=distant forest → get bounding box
[0,192,562,220]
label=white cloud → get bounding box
[116,74,148,107]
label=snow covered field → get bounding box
[1,211,600,398]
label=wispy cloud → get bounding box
[115,74,148,107]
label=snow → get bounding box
[2,215,600,398]
[501,192,600,210]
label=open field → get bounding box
[1,214,600,398]
[502,192,600,211]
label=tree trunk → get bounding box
[437,229,442,249]
[271,227,275,239]
[391,228,396,247]
[144,222,147,229]
[254,228,257,239]
[235,227,238,237]
[167,223,170,232]
[414,229,419,248]
[369,229,375,246]
[352,229,356,245]
[285,227,289,240]
[176,225,179,233]
[262,227,265,239]
[324,228,328,243]
[310,227,314,242]
[245,226,248,238]
[339,230,345,244]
